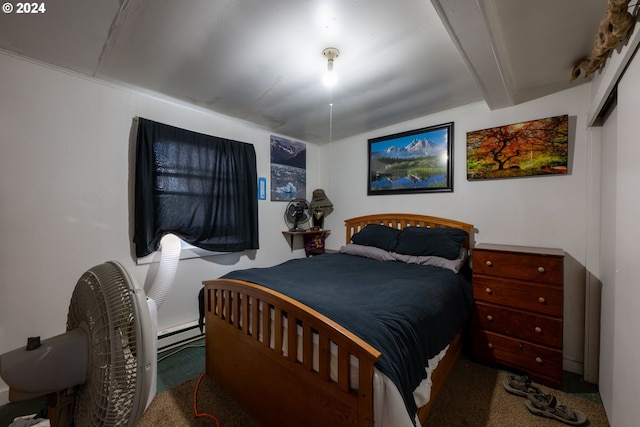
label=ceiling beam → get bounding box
[430,0,514,110]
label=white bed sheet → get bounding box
[374,344,448,427]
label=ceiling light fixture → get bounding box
[322,47,340,87]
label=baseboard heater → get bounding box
[157,321,204,353]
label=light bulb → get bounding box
[323,69,337,87]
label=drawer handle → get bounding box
[538,266,545,273]
[535,357,543,364]
[486,260,493,267]
[538,297,546,304]
[487,343,493,349]
[535,326,542,334]
[485,288,492,295]
[486,315,493,321]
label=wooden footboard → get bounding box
[204,278,381,427]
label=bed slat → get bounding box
[287,315,297,362]
[318,334,331,382]
[261,301,269,345]
[241,294,249,334]
[302,324,313,370]
[251,297,259,339]
[337,347,350,392]
[274,307,283,354]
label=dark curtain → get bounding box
[134,118,259,258]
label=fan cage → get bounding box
[67,262,151,427]
[284,198,311,231]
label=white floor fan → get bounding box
[0,260,159,426]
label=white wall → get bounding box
[599,103,617,421]
[599,50,640,427]
[0,52,320,402]
[321,84,594,375]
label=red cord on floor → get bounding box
[193,371,221,426]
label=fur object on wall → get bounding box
[571,0,637,81]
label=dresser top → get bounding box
[474,243,564,257]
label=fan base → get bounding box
[46,388,75,427]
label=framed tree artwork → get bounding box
[367,122,454,195]
[466,115,569,180]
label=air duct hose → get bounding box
[146,233,181,310]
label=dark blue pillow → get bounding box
[393,226,467,260]
[350,224,401,251]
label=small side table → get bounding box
[282,230,331,256]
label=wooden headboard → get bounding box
[345,213,474,249]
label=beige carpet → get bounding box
[138,358,609,427]
[137,373,258,427]
[424,358,609,426]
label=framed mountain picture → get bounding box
[367,122,454,195]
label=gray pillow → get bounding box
[339,244,397,261]
[390,246,468,273]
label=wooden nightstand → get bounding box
[471,243,564,389]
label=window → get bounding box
[134,118,259,258]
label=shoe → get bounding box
[503,374,544,398]
[525,389,588,426]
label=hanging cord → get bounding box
[329,102,333,144]
[193,371,221,426]
[330,102,336,208]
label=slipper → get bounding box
[503,374,544,398]
[525,390,588,426]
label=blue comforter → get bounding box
[222,252,473,421]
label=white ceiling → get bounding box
[0,0,606,143]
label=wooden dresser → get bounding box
[471,243,565,389]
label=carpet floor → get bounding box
[137,356,609,427]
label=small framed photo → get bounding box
[368,122,454,195]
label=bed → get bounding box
[203,213,474,426]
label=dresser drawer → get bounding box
[473,276,562,317]
[472,329,562,388]
[472,302,562,348]
[474,249,563,284]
